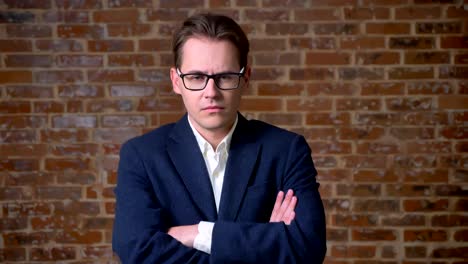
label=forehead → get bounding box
[179,37,240,70]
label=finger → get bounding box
[278,189,294,216]
[283,196,297,224]
[270,191,284,222]
[283,195,297,220]
[285,211,295,225]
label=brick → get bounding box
[439,95,468,109]
[55,0,102,9]
[432,247,468,258]
[455,53,468,64]
[58,84,104,98]
[361,82,405,95]
[88,40,134,52]
[43,11,89,23]
[287,98,332,111]
[308,83,358,96]
[0,101,31,113]
[306,52,351,65]
[339,68,384,80]
[160,0,204,8]
[337,184,381,196]
[309,142,352,154]
[306,112,350,125]
[3,232,54,246]
[432,214,468,227]
[108,54,154,67]
[332,245,376,258]
[406,246,427,258]
[405,230,447,242]
[314,23,359,35]
[40,129,89,142]
[343,155,387,168]
[6,172,54,186]
[0,11,35,23]
[337,98,381,111]
[56,230,102,244]
[86,99,133,112]
[5,55,52,68]
[323,199,351,211]
[290,68,334,80]
[0,248,26,262]
[82,246,114,259]
[0,39,32,52]
[250,68,285,81]
[36,40,83,52]
[352,229,397,241]
[254,52,300,66]
[441,36,468,49]
[417,22,462,34]
[245,10,289,21]
[394,155,436,168]
[395,7,441,19]
[108,23,152,37]
[407,81,453,94]
[390,127,435,140]
[341,37,385,50]
[7,25,52,38]
[382,215,426,226]
[138,38,172,52]
[109,0,152,7]
[352,169,398,182]
[251,38,286,51]
[57,55,103,67]
[93,128,141,143]
[4,0,51,8]
[386,184,431,197]
[0,71,32,84]
[290,37,336,50]
[446,6,468,18]
[344,7,390,19]
[37,186,82,199]
[353,200,399,212]
[440,66,468,79]
[35,70,83,84]
[102,115,146,127]
[88,69,134,82]
[149,10,189,22]
[93,9,139,23]
[240,98,282,111]
[339,127,384,140]
[332,214,378,227]
[390,37,435,49]
[404,199,448,212]
[57,24,104,39]
[366,23,410,34]
[258,113,302,126]
[389,67,434,80]
[52,115,96,128]
[266,23,308,35]
[356,52,400,65]
[0,130,36,143]
[0,144,47,157]
[30,247,75,261]
[294,9,340,21]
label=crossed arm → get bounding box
[168,189,297,248]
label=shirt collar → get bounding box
[188,115,238,154]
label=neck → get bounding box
[188,116,235,150]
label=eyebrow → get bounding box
[182,69,240,75]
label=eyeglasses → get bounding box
[176,67,245,91]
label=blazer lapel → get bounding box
[218,114,260,221]
[166,114,217,221]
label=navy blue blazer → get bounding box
[112,113,326,263]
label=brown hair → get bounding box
[172,13,249,69]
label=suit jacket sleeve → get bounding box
[210,135,326,263]
[112,140,209,264]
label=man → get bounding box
[112,13,326,263]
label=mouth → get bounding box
[202,106,224,112]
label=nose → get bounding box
[203,78,220,98]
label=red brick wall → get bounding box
[1,0,467,263]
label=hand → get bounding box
[167,224,198,248]
[269,189,297,225]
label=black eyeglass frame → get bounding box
[176,67,246,91]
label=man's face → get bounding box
[170,37,249,136]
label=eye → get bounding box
[185,74,206,81]
[219,74,236,81]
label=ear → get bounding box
[170,67,182,95]
[243,65,251,83]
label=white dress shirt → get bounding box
[188,116,238,254]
